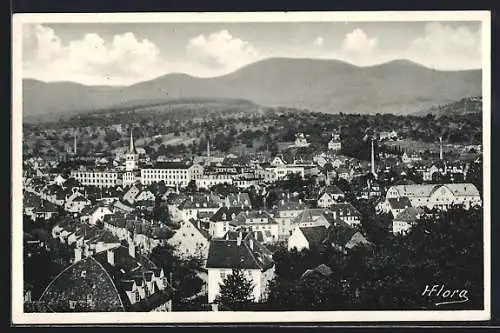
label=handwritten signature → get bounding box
[421,284,469,306]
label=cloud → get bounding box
[405,22,481,70]
[313,37,324,47]
[22,24,162,85]
[341,28,378,54]
[186,30,260,70]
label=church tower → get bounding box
[125,128,138,171]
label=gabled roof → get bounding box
[230,210,277,226]
[328,203,361,218]
[210,206,247,222]
[319,185,345,197]
[444,183,480,197]
[395,207,425,223]
[206,233,274,271]
[38,256,126,312]
[186,219,211,240]
[273,197,307,212]
[299,226,328,248]
[300,264,333,280]
[387,197,412,210]
[178,194,221,210]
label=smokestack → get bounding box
[371,139,377,179]
[129,241,135,258]
[107,249,115,266]
[74,130,77,155]
[74,247,82,263]
[439,136,443,161]
[237,232,242,246]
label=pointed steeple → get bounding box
[129,128,137,154]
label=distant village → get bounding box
[22,125,483,312]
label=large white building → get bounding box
[140,162,204,187]
[195,174,233,189]
[70,168,120,188]
[385,183,482,210]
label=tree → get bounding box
[215,268,255,310]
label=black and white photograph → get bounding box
[11,11,491,324]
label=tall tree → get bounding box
[215,268,255,310]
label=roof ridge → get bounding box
[90,256,127,311]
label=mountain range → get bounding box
[22,57,482,120]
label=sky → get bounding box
[21,20,483,86]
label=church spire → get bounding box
[129,128,136,154]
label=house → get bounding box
[134,190,156,203]
[326,219,371,253]
[178,194,222,222]
[195,174,233,189]
[292,133,310,147]
[209,206,248,238]
[229,210,279,244]
[168,219,211,260]
[88,205,114,225]
[392,207,425,235]
[223,192,252,208]
[31,200,59,221]
[270,195,307,239]
[206,231,275,304]
[103,212,131,240]
[37,244,174,312]
[328,133,342,151]
[64,191,91,214]
[287,225,328,252]
[131,222,172,253]
[293,208,333,228]
[335,167,354,182]
[376,196,412,218]
[122,184,142,205]
[317,185,345,208]
[359,179,382,199]
[401,152,422,164]
[327,203,362,227]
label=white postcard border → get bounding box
[11,10,492,324]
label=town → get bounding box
[22,100,484,312]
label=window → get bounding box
[69,300,77,309]
[220,272,226,279]
[81,270,87,278]
[135,291,140,302]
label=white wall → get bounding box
[287,227,309,251]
